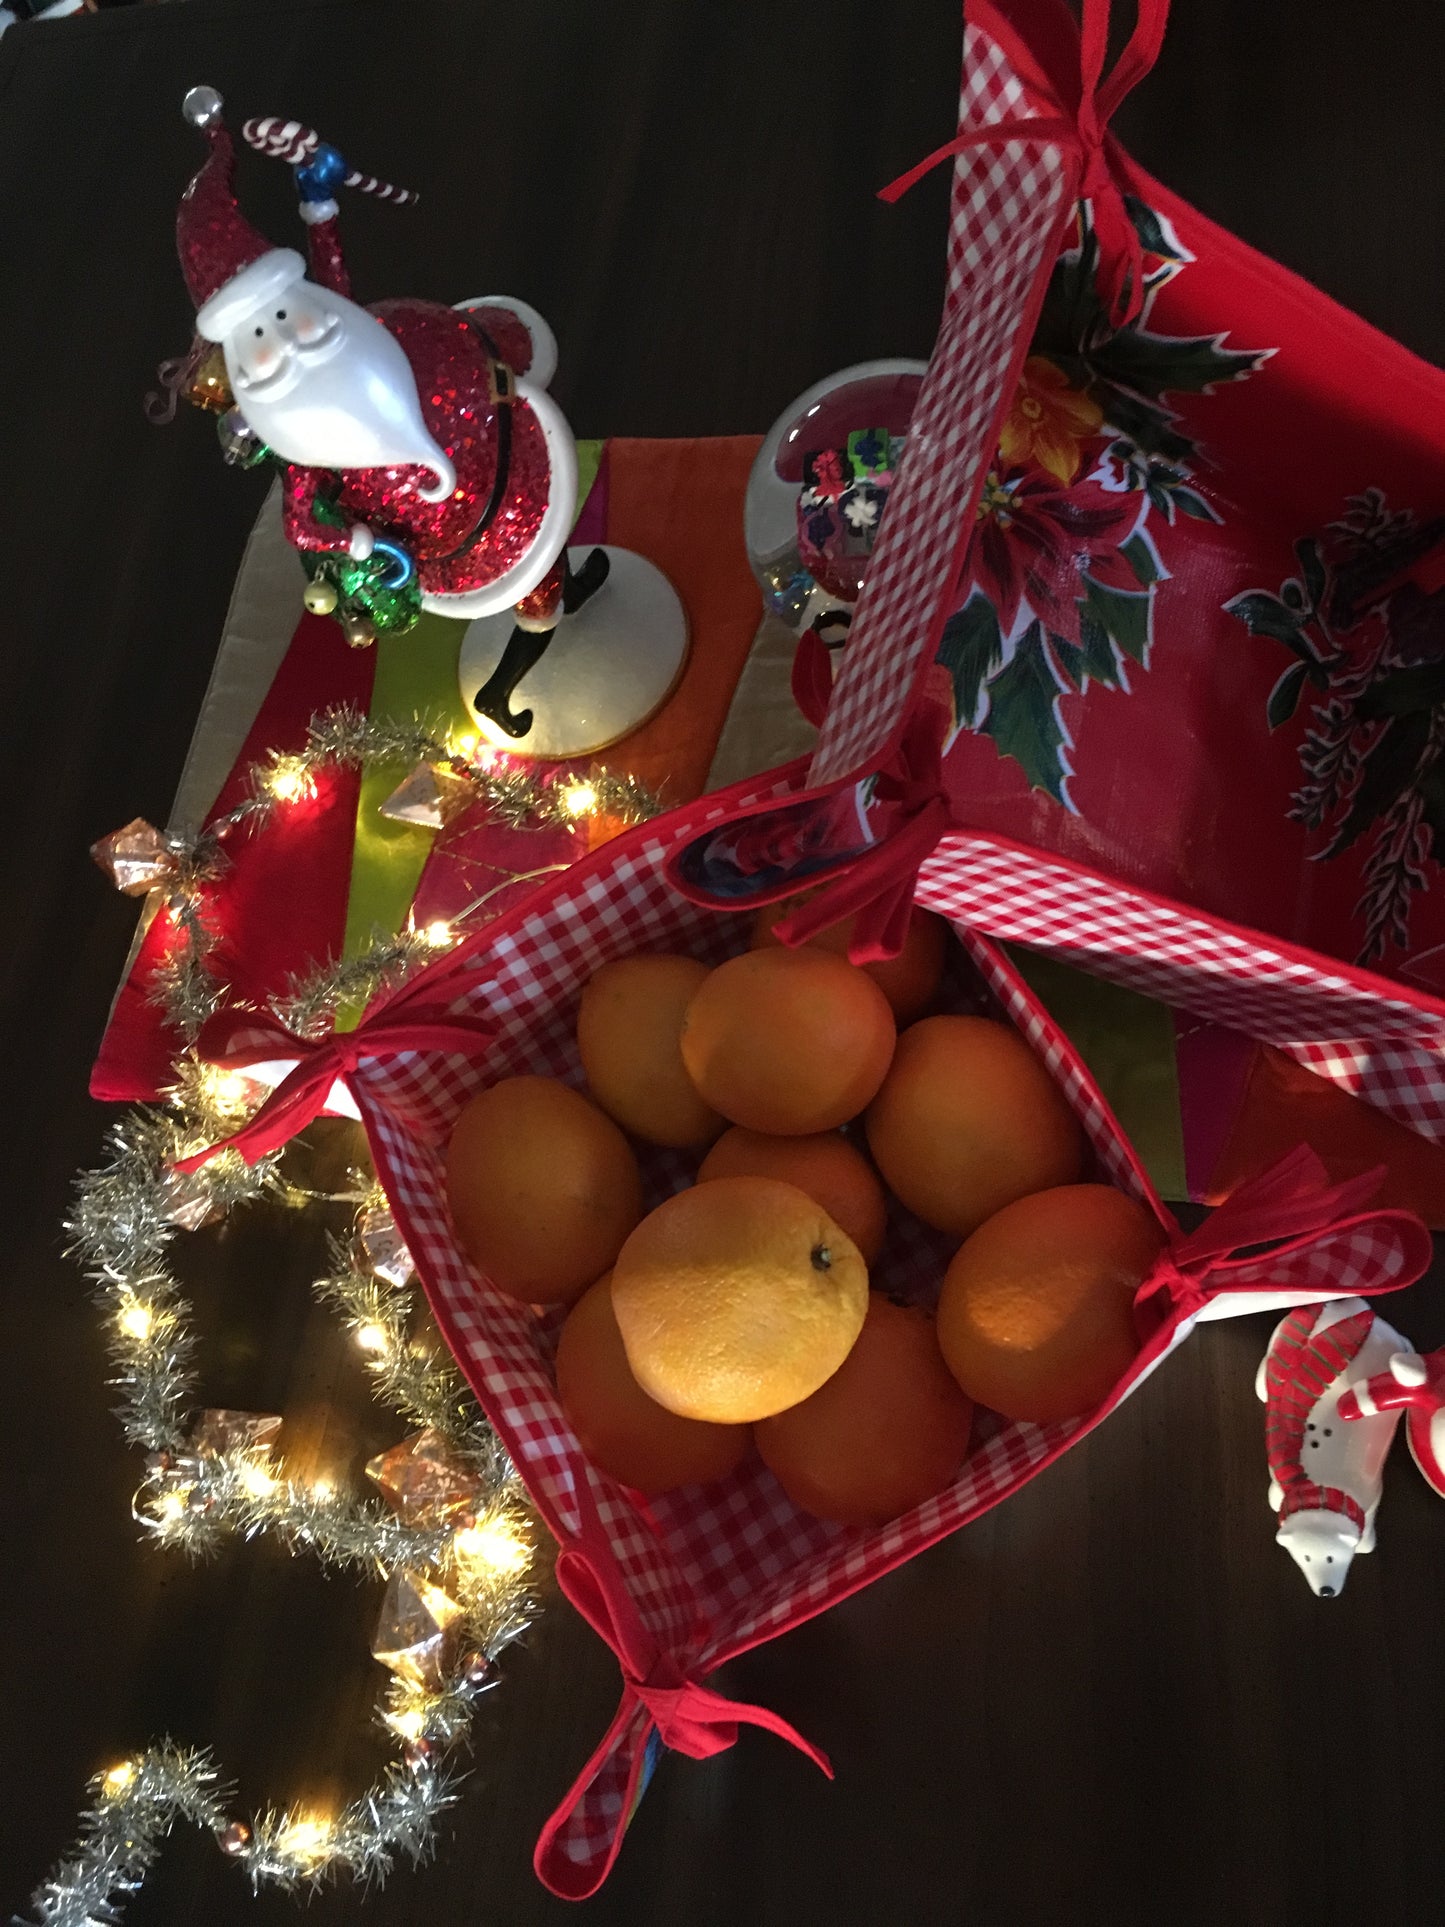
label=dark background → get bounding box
[2,2,1444,1922]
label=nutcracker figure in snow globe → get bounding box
[164,85,687,756]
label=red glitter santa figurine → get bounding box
[171,85,686,752]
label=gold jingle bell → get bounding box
[303,577,339,616]
[341,611,378,649]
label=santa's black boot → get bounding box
[562,546,610,614]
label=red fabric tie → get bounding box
[552,1492,831,1774]
[878,0,1169,329]
[775,691,951,963]
[1134,1146,1387,1325]
[173,999,497,1171]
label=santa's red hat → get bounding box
[177,86,306,344]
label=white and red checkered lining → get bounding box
[914,834,1445,1144]
[809,20,1076,788]
[350,777,1423,1881]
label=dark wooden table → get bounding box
[4,2,1444,1921]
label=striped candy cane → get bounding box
[241,116,419,204]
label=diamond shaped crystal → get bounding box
[365,1428,480,1526]
[90,819,178,897]
[358,1204,414,1288]
[192,1410,283,1459]
[371,1571,463,1686]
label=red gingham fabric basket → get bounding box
[669,0,1445,1148]
[231,761,1430,1897]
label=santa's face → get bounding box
[225,280,456,503]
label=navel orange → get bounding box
[865,1014,1085,1238]
[577,953,724,1148]
[753,895,949,1025]
[610,1176,869,1423]
[756,1294,973,1525]
[679,947,895,1135]
[697,1125,887,1265]
[446,1076,642,1305]
[936,1183,1165,1422]
[555,1275,751,1494]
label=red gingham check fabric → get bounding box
[808,20,1076,787]
[914,833,1445,1141]
[335,761,1428,1897]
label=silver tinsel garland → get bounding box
[43,692,661,1917]
[35,1038,539,1916]
[136,701,661,1040]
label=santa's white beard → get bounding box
[231,298,456,503]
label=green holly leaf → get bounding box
[981,623,1071,801]
[1120,531,1165,588]
[1032,215,1101,371]
[936,595,1003,729]
[1323,710,1433,857]
[1294,536,1327,612]
[1223,590,1308,646]
[1356,662,1445,719]
[1266,660,1310,730]
[1172,485,1221,523]
[1094,384,1198,464]
[1080,572,1152,665]
[1091,325,1265,403]
[1124,195,1190,264]
[1073,607,1126,689]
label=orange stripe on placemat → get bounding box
[1207,1043,1445,1229]
[597,435,764,813]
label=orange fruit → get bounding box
[698,1125,887,1265]
[610,1176,869,1423]
[446,1076,642,1305]
[577,954,724,1148]
[555,1275,751,1494]
[756,1294,973,1525]
[679,948,896,1135]
[865,1015,1085,1238]
[936,1184,1165,1422]
[753,895,949,1025]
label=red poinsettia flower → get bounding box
[970,465,1144,641]
[999,356,1104,484]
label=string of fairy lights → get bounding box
[24,714,662,1920]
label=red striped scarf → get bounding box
[1265,1307,1373,1535]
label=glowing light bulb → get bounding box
[422,919,453,948]
[276,1813,332,1868]
[237,1461,279,1500]
[561,781,599,819]
[265,757,313,803]
[155,1489,188,1528]
[310,1478,336,1503]
[387,1705,427,1742]
[452,731,479,759]
[355,1321,390,1354]
[102,1760,136,1795]
[201,1064,253,1114]
[117,1302,153,1342]
[452,1517,530,1577]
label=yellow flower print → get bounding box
[999,356,1104,485]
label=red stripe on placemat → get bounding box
[90,614,372,1101]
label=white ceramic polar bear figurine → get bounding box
[1254,1297,1416,1597]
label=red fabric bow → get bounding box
[535,1479,830,1896]
[879,0,1168,329]
[173,997,497,1171]
[1134,1146,1389,1327]
[775,685,952,963]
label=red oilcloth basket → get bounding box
[195,761,1430,1897]
[670,0,1445,1149]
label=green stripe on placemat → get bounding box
[1006,945,1188,1204]
[336,440,606,1028]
